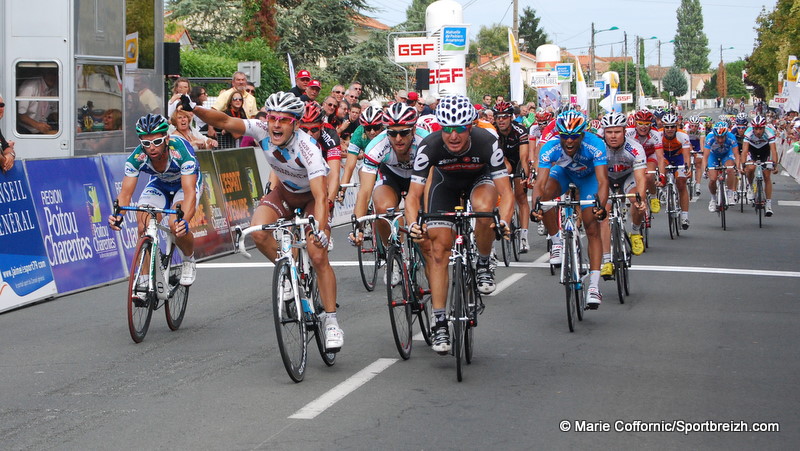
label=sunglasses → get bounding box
[663,125,677,129]
[753,126,765,130]
[636,121,651,126]
[559,132,583,140]
[496,114,512,119]
[0,102,5,107]
[325,103,337,107]
[232,97,243,101]
[267,114,298,125]
[245,89,255,94]
[300,125,321,134]
[442,125,468,134]
[387,128,414,138]
[140,137,166,147]
[365,124,384,132]
[333,90,344,94]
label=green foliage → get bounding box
[475,24,509,57]
[328,30,405,99]
[673,0,710,73]
[127,0,156,70]
[242,0,279,46]
[467,65,536,104]
[400,0,435,32]
[167,0,245,46]
[747,0,800,98]
[518,7,549,54]
[609,61,657,97]
[662,66,688,97]
[700,60,748,99]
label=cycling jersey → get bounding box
[661,130,691,158]
[704,131,738,168]
[606,138,646,179]
[743,126,776,149]
[496,121,528,167]
[537,120,558,145]
[362,127,429,180]
[538,132,607,178]
[347,125,377,156]
[315,124,342,161]
[684,124,703,152]
[528,123,543,141]
[411,127,507,186]
[124,136,200,183]
[626,127,662,158]
[244,119,329,193]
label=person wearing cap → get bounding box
[289,69,312,99]
[213,71,258,118]
[395,89,408,103]
[304,80,322,102]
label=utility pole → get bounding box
[635,35,641,108]
[590,22,596,84]
[512,0,519,39]
[624,32,628,94]
[658,40,662,93]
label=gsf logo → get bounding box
[429,68,465,84]
[398,43,435,56]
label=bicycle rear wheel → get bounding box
[510,210,520,262]
[667,184,676,240]
[272,259,308,383]
[464,266,478,364]
[387,247,413,360]
[410,244,432,345]
[310,274,336,366]
[738,175,746,213]
[717,182,727,230]
[357,220,380,291]
[128,236,154,343]
[500,235,511,267]
[450,260,466,381]
[165,252,189,331]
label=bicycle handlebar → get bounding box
[113,199,184,227]
[420,208,504,241]
[234,213,319,259]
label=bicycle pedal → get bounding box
[586,303,599,310]
[601,274,614,281]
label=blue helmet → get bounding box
[555,110,587,135]
[712,121,729,137]
[135,113,170,135]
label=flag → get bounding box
[636,78,647,110]
[508,28,523,104]
[575,57,587,111]
[599,71,619,113]
[287,53,296,87]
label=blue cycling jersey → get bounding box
[538,132,607,178]
[703,131,738,156]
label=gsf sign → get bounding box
[430,68,465,84]
[394,37,438,63]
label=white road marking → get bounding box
[413,332,425,342]
[487,273,527,296]
[778,200,800,207]
[288,358,398,419]
[533,252,550,264]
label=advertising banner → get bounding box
[213,148,264,243]
[530,71,559,88]
[394,37,439,63]
[101,153,150,267]
[192,150,234,258]
[0,165,57,312]
[615,93,633,104]
[25,157,126,293]
[556,63,574,82]
[441,26,468,54]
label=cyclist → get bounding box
[741,115,779,216]
[685,116,706,197]
[531,110,609,308]
[405,95,513,354]
[295,102,342,211]
[732,113,748,150]
[108,113,200,286]
[350,102,429,253]
[493,101,531,253]
[184,92,344,351]
[702,121,740,213]
[659,113,692,229]
[340,106,385,188]
[598,112,647,279]
[627,109,663,213]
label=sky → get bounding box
[367,0,774,69]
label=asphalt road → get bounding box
[1,167,799,450]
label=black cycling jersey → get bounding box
[496,121,528,167]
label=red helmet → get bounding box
[492,101,514,115]
[535,110,553,123]
[627,114,636,127]
[301,101,323,123]
[634,109,654,123]
[383,102,418,126]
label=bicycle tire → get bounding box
[756,178,764,228]
[464,268,476,364]
[510,210,520,262]
[738,175,746,213]
[386,246,413,360]
[611,221,625,304]
[563,232,576,332]
[410,243,432,345]
[310,274,336,367]
[643,210,650,250]
[547,238,555,276]
[165,251,189,331]
[450,260,465,381]
[574,236,585,322]
[623,233,632,296]
[128,236,155,343]
[272,259,308,383]
[717,181,727,231]
[667,184,676,240]
[500,234,511,267]
[357,220,380,291]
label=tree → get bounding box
[673,0,710,73]
[701,60,748,99]
[662,66,688,98]
[518,7,548,54]
[747,0,800,98]
[609,61,657,96]
[328,30,405,99]
[475,24,508,58]
[400,0,435,32]
[467,65,536,104]
[242,0,279,47]
[166,0,245,46]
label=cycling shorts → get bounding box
[689,138,701,153]
[138,177,202,209]
[609,174,636,197]
[746,144,771,163]
[548,166,599,210]
[707,152,736,169]
[426,168,494,229]
[376,164,411,197]
[665,154,688,177]
[258,183,331,231]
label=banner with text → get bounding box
[101,154,151,266]
[25,158,126,293]
[0,164,57,312]
[393,37,439,63]
[192,150,234,258]
[213,148,263,244]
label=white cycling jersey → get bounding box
[362,127,429,179]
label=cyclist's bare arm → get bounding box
[108,176,138,230]
[309,176,329,234]
[191,104,246,136]
[354,169,377,219]
[404,181,425,235]
[494,174,515,226]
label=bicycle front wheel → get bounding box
[357,220,380,291]
[410,243,432,345]
[510,210,520,262]
[450,260,466,381]
[387,247,413,360]
[563,235,576,332]
[464,273,477,364]
[310,275,336,367]
[165,252,189,331]
[756,178,764,228]
[128,236,155,343]
[573,236,585,322]
[272,259,308,383]
[611,221,625,304]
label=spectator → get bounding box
[216,89,247,148]
[17,69,59,134]
[245,81,256,98]
[305,79,322,102]
[331,85,346,102]
[348,82,363,101]
[102,109,122,131]
[190,86,216,138]
[321,96,341,128]
[289,69,312,99]
[340,103,361,140]
[170,109,217,150]
[496,94,505,104]
[345,89,359,106]
[213,71,258,118]
[359,99,371,111]
[167,77,191,119]
[0,93,16,172]
[395,89,408,103]
[336,100,351,136]
[482,94,493,110]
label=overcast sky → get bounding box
[368,0,773,69]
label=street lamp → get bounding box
[635,36,658,109]
[590,23,619,83]
[658,40,675,92]
[719,45,735,63]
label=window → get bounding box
[16,62,60,135]
[76,64,124,132]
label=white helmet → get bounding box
[264,91,305,117]
[600,111,627,129]
[435,95,478,127]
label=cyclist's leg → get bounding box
[724,155,737,192]
[371,183,401,249]
[576,174,603,305]
[511,162,530,246]
[469,180,498,257]
[251,189,286,262]
[539,168,566,263]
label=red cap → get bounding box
[297,70,311,79]
[308,79,321,89]
[474,104,484,111]
[407,91,419,101]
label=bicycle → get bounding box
[708,165,731,230]
[113,201,190,344]
[663,165,682,240]
[352,208,432,360]
[341,183,383,292]
[420,207,502,382]
[500,207,520,266]
[534,185,595,333]
[735,169,749,213]
[744,160,772,228]
[234,212,335,383]
[607,189,638,304]
[687,151,701,201]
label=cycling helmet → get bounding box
[634,109,654,123]
[589,119,601,132]
[735,112,749,125]
[600,111,627,129]
[492,101,514,115]
[688,116,701,124]
[535,110,553,123]
[555,110,587,135]
[435,95,478,127]
[712,121,729,137]
[301,101,323,123]
[661,114,679,127]
[653,109,666,119]
[135,113,170,135]
[359,106,384,126]
[264,91,305,117]
[751,115,767,127]
[383,102,418,126]
[627,114,636,128]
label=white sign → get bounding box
[587,87,602,99]
[773,95,789,104]
[615,93,633,104]
[530,71,559,88]
[394,37,439,63]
